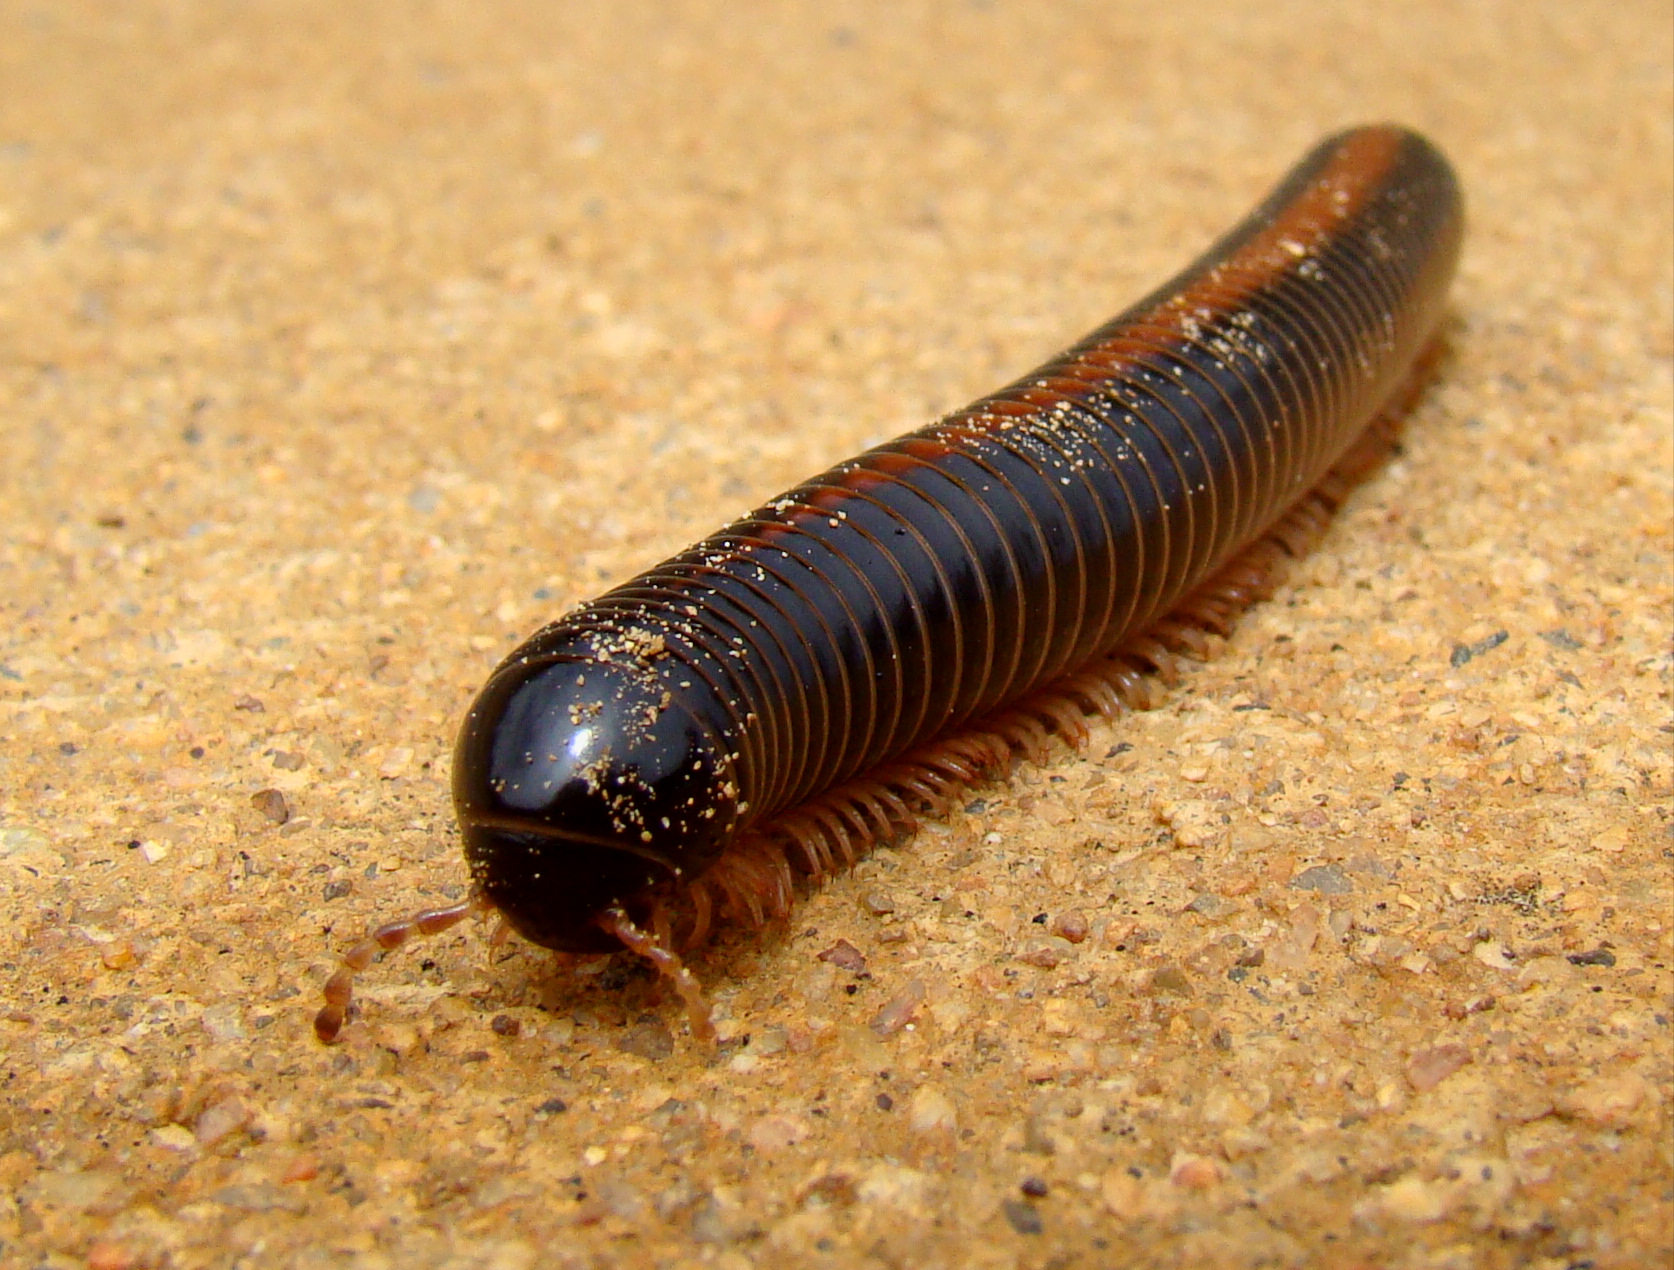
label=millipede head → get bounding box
[452,650,744,952]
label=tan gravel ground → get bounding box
[1,2,1669,1267]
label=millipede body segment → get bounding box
[317,124,1463,1043]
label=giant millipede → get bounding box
[316,123,1463,1044]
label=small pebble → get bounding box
[151,1124,196,1152]
[1367,1174,1450,1223]
[194,1097,252,1147]
[1169,1152,1223,1189]
[1471,941,1518,970]
[1001,1197,1043,1234]
[250,788,290,824]
[25,1169,123,1210]
[1267,904,1321,971]
[1556,1072,1648,1127]
[1406,1043,1472,1092]
[1017,939,1071,969]
[817,938,867,971]
[87,1241,140,1270]
[907,1085,957,1133]
[747,1113,810,1153]
[1185,893,1237,919]
[1590,826,1628,853]
[1146,965,1192,996]
[201,1003,247,1041]
[1051,911,1089,943]
[1040,998,1087,1037]
[1101,1168,1167,1220]
[1442,994,1495,1020]
[1566,947,1616,967]
[1289,863,1353,895]
[870,979,926,1036]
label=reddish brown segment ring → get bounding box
[317,124,1463,1043]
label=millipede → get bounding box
[316,123,1463,1044]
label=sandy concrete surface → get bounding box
[1,2,1669,1267]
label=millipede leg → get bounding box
[686,881,715,949]
[598,906,717,1044]
[314,890,489,1044]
